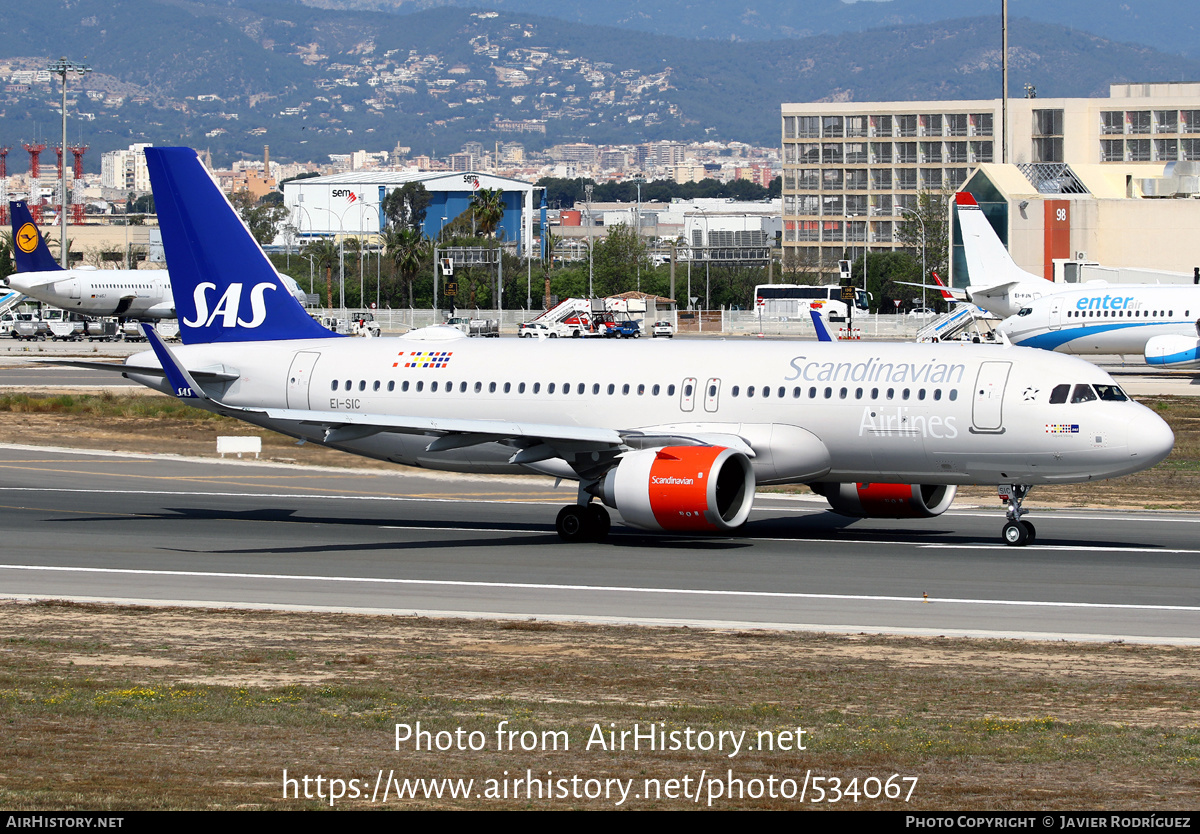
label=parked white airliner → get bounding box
[7,200,308,319]
[71,149,1174,547]
[897,192,1064,318]
[999,284,1200,369]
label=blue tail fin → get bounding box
[10,202,62,273]
[143,147,334,345]
[810,309,834,342]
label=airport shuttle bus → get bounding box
[754,284,870,321]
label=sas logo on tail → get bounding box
[183,282,277,328]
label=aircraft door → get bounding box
[703,378,721,412]
[1049,297,1063,331]
[680,377,697,412]
[970,360,1011,433]
[286,351,321,410]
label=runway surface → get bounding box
[1,444,1196,643]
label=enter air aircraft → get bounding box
[999,284,1200,369]
[7,200,307,319]
[71,148,1174,547]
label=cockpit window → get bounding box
[1070,384,1098,404]
[1049,384,1070,404]
[1017,307,1033,316]
[1094,384,1128,402]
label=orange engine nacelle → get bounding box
[813,482,957,519]
[599,446,755,532]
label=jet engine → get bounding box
[1145,334,1200,369]
[812,482,957,519]
[599,446,755,532]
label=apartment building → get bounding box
[781,83,1200,278]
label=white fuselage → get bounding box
[124,337,1171,487]
[8,268,174,319]
[998,285,1200,355]
[8,268,309,320]
[966,280,1064,319]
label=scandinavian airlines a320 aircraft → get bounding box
[7,200,308,319]
[70,148,1175,547]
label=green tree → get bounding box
[231,191,290,246]
[590,223,648,297]
[470,188,505,238]
[385,227,429,309]
[852,250,923,314]
[302,237,339,310]
[896,189,952,283]
[126,193,154,214]
[0,231,13,283]
[383,182,431,233]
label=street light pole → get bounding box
[585,183,594,298]
[315,204,357,315]
[48,57,90,269]
[901,207,927,311]
[629,177,646,292]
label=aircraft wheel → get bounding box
[587,504,611,542]
[1021,520,1036,544]
[1002,520,1029,547]
[556,506,590,543]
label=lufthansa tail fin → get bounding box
[956,192,1041,289]
[143,147,334,345]
[10,202,62,273]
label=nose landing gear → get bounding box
[999,484,1035,546]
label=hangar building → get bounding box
[283,170,536,257]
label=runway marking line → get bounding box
[0,468,561,501]
[1,564,1196,614]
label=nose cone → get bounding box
[1128,410,1174,471]
[997,313,1021,341]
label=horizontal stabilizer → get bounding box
[46,359,240,384]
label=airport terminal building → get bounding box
[283,170,536,257]
[781,82,1200,285]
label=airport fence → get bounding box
[325,308,931,341]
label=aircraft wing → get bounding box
[894,280,966,300]
[45,359,241,384]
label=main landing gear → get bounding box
[999,484,1035,547]
[555,503,611,543]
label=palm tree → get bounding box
[302,237,339,310]
[470,188,505,238]
[385,227,428,309]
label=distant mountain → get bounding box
[3,2,1199,167]
[303,0,1200,58]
